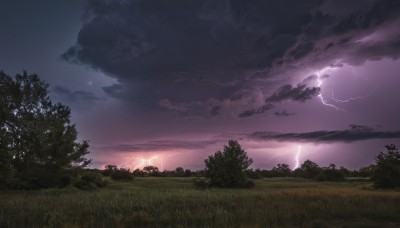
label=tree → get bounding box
[205,140,254,188]
[300,160,322,179]
[175,167,184,176]
[103,165,118,176]
[271,164,291,177]
[372,144,400,188]
[0,71,91,185]
[143,166,159,176]
[316,164,345,182]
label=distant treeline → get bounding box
[99,161,376,182]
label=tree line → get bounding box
[1,72,399,190]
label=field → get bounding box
[1,177,400,227]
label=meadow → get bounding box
[1,177,400,227]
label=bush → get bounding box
[245,180,256,188]
[6,178,23,189]
[299,160,322,179]
[110,169,133,181]
[316,169,345,182]
[74,179,97,190]
[193,178,209,189]
[372,145,400,188]
[81,172,108,187]
[73,172,108,190]
[13,168,75,189]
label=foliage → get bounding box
[299,160,322,179]
[103,165,118,176]
[143,166,160,176]
[133,168,145,177]
[316,165,345,182]
[372,144,400,188]
[204,140,253,188]
[356,164,376,177]
[110,168,133,181]
[0,71,91,189]
[75,171,108,190]
[271,164,292,177]
[192,178,209,189]
[245,168,263,179]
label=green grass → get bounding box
[1,177,400,227]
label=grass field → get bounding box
[1,177,400,227]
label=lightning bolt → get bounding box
[315,67,348,112]
[330,89,376,103]
[293,145,302,170]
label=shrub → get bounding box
[74,179,96,190]
[245,180,256,188]
[316,169,345,182]
[81,172,108,187]
[193,178,209,189]
[6,178,22,189]
[372,144,400,188]
[111,169,133,181]
[246,169,263,179]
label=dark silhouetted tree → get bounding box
[0,71,91,188]
[175,167,184,176]
[316,164,345,181]
[271,163,292,177]
[143,166,159,176]
[205,140,254,188]
[300,160,322,179]
[103,164,118,176]
[372,144,400,188]
[110,168,133,180]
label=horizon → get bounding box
[2,0,400,171]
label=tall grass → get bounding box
[1,177,399,227]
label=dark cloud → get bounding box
[239,84,320,117]
[63,0,400,117]
[239,104,274,118]
[266,84,321,103]
[274,110,295,117]
[100,140,217,152]
[249,124,400,143]
[159,98,221,117]
[52,86,99,109]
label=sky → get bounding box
[2,0,400,171]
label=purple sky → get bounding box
[2,0,400,170]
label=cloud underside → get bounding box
[101,140,217,152]
[249,125,400,143]
[63,0,400,117]
[52,86,99,109]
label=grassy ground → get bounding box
[1,177,400,227]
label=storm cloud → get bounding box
[249,125,400,143]
[63,0,400,117]
[52,86,99,109]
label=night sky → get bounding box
[2,0,400,170]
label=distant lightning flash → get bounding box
[117,155,162,170]
[117,152,181,171]
[293,145,302,170]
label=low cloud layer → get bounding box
[100,140,217,153]
[249,125,400,143]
